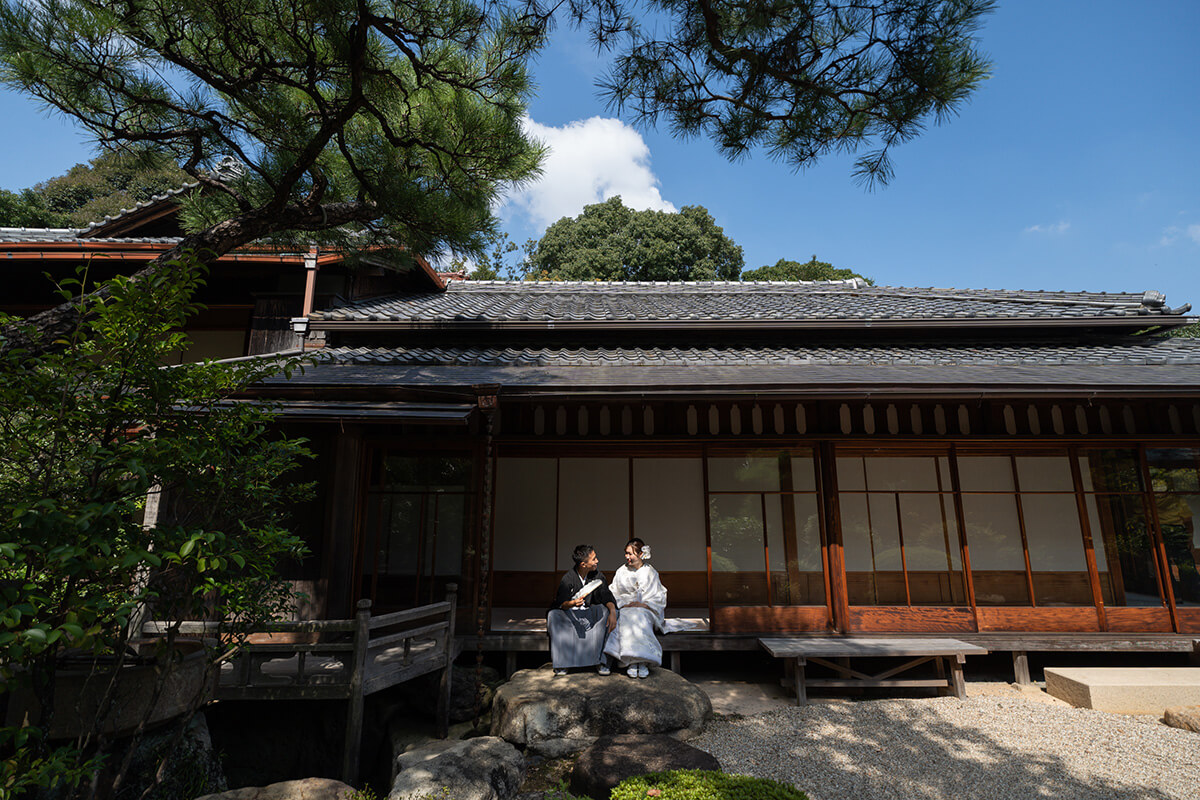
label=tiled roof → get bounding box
[80,180,199,235]
[316,336,1200,368]
[0,227,182,245]
[0,228,84,243]
[309,281,1189,326]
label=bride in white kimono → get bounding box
[603,538,666,678]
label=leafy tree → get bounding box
[528,196,743,281]
[0,0,993,349]
[742,256,874,284]
[446,230,535,281]
[30,150,191,228]
[0,187,65,228]
[0,0,545,352]
[0,258,310,799]
[594,0,994,186]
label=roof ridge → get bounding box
[81,179,201,231]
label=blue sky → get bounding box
[2,1,1198,307]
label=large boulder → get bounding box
[1164,705,1200,732]
[390,736,525,800]
[195,778,352,800]
[569,734,721,800]
[491,667,712,755]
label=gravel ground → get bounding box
[691,694,1200,800]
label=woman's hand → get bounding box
[624,601,649,610]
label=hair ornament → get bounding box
[640,545,652,561]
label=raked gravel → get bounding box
[690,695,1200,800]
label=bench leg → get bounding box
[950,655,966,699]
[1190,641,1200,667]
[935,656,948,696]
[793,657,807,705]
[505,651,517,678]
[1012,651,1031,685]
[670,651,681,674]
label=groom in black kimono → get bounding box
[548,544,618,675]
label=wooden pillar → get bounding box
[1190,640,1200,667]
[1069,448,1108,630]
[819,442,849,632]
[436,583,458,738]
[341,598,372,785]
[324,426,364,618]
[301,247,319,316]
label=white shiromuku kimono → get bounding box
[603,563,667,667]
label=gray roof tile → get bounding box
[314,335,1200,369]
[0,227,182,245]
[309,281,1188,325]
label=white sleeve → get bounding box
[639,566,667,621]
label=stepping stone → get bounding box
[390,737,525,800]
[1163,705,1200,732]
[569,734,720,800]
[1045,667,1200,714]
[491,666,712,756]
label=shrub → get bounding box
[610,770,808,800]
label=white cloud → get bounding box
[1024,220,1070,235]
[501,116,675,231]
[1160,223,1200,247]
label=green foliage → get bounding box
[448,231,535,281]
[741,256,874,285]
[0,0,545,262]
[0,187,66,228]
[595,0,994,187]
[0,254,310,799]
[27,150,191,228]
[529,197,744,281]
[1162,323,1200,338]
[611,770,809,800]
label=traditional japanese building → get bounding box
[242,279,1200,642]
[7,197,1200,644]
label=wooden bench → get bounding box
[760,637,989,704]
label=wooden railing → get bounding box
[143,584,458,784]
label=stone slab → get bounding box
[1045,667,1200,714]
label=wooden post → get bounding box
[341,599,372,785]
[1012,651,1032,685]
[793,657,807,705]
[1190,640,1200,667]
[950,654,967,699]
[670,651,682,674]
[436,584,458,739]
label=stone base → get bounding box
[1045,667,1200,714]
[491,666,712,752]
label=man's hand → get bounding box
[606,604,618,632]
[562,597,584,609]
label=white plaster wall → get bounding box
[493,458,558,571]
[632,458,707,570]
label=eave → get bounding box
[304,316,1190,333]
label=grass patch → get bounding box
[611,770,809,800]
